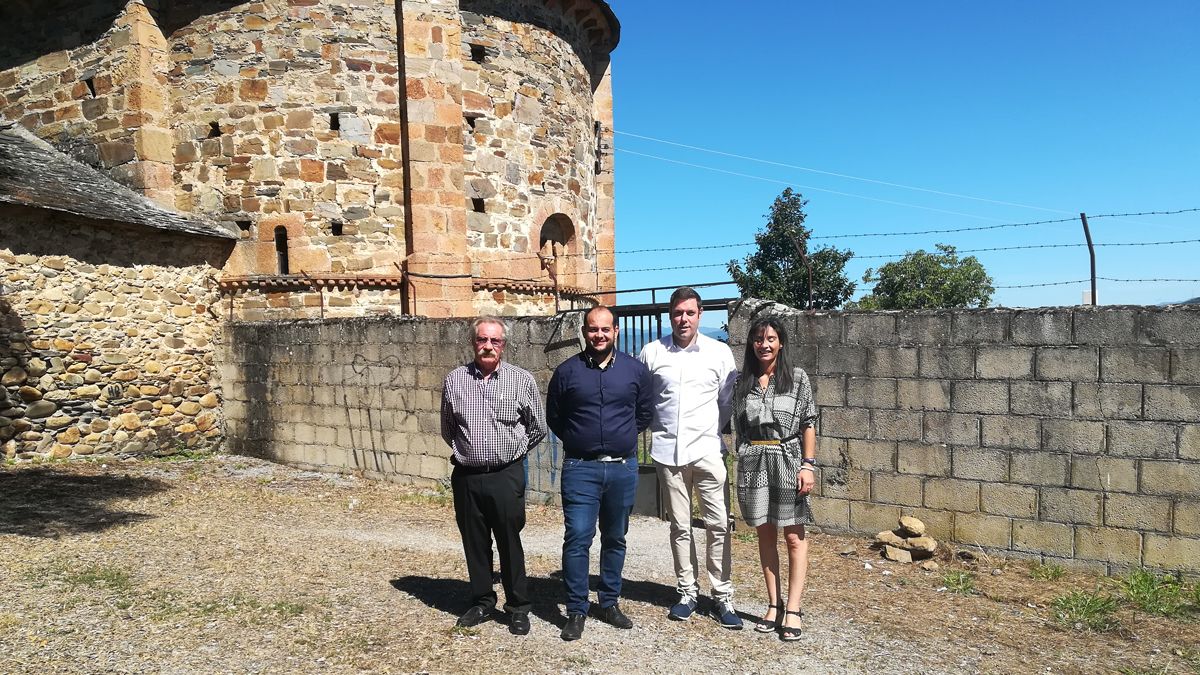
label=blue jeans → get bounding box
[560,456,639,615]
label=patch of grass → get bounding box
[0,613,19,630]
[270,600,307,618]
[564,654,592,668]
[397,487,453,508]
[1052,589,1120,632]
[63,564,133,592]
[1118,666,1169,675]
[942,570,976,595]
[1030,562,1066,581]
[1176,647,1200,674]
[734,528,757,544]
[1118,569,1186,617]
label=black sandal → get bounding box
[755,604,783,633]
[779,609,803,641]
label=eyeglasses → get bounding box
[474,337,506,346]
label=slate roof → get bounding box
[0,123,238,240]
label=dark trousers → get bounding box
[560,456,638,615]
[451,458,530,613]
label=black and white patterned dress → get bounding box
[735,367,818,527]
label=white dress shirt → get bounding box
[638,332,738,466]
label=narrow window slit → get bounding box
[208,121,222,138]
[83,77,96,98]
[469,44,486,63]
[331,220,343,236]
[330,113,340,132]
[274,226,290,275]
[235,220,252,232]
[471,198,486,213]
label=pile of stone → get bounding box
[874,516,940,570]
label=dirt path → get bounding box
[1,455,1196,674]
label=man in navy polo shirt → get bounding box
[547,305,653,641]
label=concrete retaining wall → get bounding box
[729,299,1200,574]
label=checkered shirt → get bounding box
[440,360,548,467]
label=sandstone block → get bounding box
[1072,382,1143,420]
[1104,493,1172,532]
[1011,310,1072,345]
[850,502,901,535]
[883,545,912,563]
[898,515,926,537]
[906,536,938,553]
[819,346,867,374]
[1069,456,1138,493]
[1106,421,1177,459]
[900,508,954,540]
[952,447,1009,481]
[1175,500,1200,537]
[1009,451,1070,487]
[1140,461,1200,497]
[1101,347,1170,383]
[810,497,850,530]
[1039,487,1102,525]
[1074,526,1143,565]
[954,512,1011,548]
[981,415,1040,450]
[922,412,979,446]
[898,379,950,411]
[847,377,898,408]
[820,407,870,440]
[981,483,1037,518]
[976,346,1034,379]
[2,367,28,386]
[1036,346,1099,381]
[17,386,42,402]
[1074,307,1137,344]
[1042,419,1104,454]
[848,440,896,471]
[897,442,951,477]
[867,347,918,378]
[1143,534,1200,572]
[1144,385,1200,422]
[870,472,923,507]
[25,400,57,418]
[876,530,905,547]
[869,409,922,442]
[918,347,974,379]
[924,478,979,512]
[951,380,1008,414]
[118,412,142,430]
[1012,520,1073,556]
[845,314,898,345]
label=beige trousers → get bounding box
[656,452,734,603]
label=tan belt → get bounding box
[748,440,781,446]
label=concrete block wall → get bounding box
[730,300,1200,574]
[219,313,583,504]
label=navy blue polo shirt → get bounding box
[546,350,653,459]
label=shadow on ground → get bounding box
[391,572,679,629]
[0,466,169,538]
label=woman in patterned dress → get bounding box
[734,316,818,641]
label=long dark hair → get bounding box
[736,316,793,402]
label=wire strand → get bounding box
[616,130,1072,215]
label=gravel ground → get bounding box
[1,455,1197,674]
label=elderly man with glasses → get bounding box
[441,316,548,635]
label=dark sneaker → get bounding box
[667,596,697,621]
[712,600,744,630]
[560,613,586,641]
[591,603,634,629]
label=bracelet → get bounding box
[798,465,815,472]
[801,457,817,465]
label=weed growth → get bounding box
[1052,589,1119,632]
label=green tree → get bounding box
[855,243,994,309]
[727,188,855,309]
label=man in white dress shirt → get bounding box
[638,287,742,629]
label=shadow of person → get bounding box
[0,466,169,538]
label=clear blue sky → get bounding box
[605,1,1200,318]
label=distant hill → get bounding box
[1159,297,1200,306]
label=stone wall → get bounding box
[0,204,232,460]
[218,312,584,503]
[729,299,1200,574]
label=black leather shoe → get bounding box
[509,611,530,636]
[456,605,489,628]
[560,613,586,641]
[591,603,634,629]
